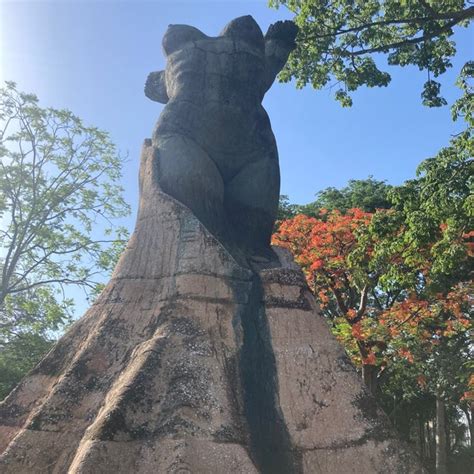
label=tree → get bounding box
[269,0,474,106]
[377,328,472,472]
[272,207,472,470]
[0,82,130,399]
[273,141,472,469]
[276,194,300,221]
[276,177,392,224]
[387,62,473,472]
[272,207,431,395]
[310,176,393,213]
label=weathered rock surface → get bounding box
[0,142,423,473]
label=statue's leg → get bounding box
[154,135,226,238]
[224,157,280,255]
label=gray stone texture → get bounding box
[0,141,423,473]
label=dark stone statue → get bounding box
[145,15,298,258]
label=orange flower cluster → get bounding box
[272,209,373,292]
[380,287,471,342]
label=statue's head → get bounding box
[145,15,298,104]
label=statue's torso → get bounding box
[153,38,277,181]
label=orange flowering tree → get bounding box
[273,207,472,467]
[274,208,408,393]
[272,208,472,398]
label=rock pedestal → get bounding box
[0,142,423,473]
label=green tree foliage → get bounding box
[277,194,300,221]
[312,176,393,213]
[277,177,392,221]
[390,61,473,290]
[269,0,474,106]
[0,82,130,399]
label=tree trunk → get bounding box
[462,405,473,448]
[436,391,447,474]
[418,415,425,462]
[362,364,378,396]
[426,420,432,461]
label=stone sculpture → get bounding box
[145,15,298,257]
[0,15,424,474]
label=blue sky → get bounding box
[0,1,472,313]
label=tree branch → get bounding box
[341,13,473,57]
[352,285,368,324]
[8,276,100,295]
[330,284,348,315]
[303,7,474,42]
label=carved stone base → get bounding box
[0,142,423,473]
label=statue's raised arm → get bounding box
[263,20,298,94]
